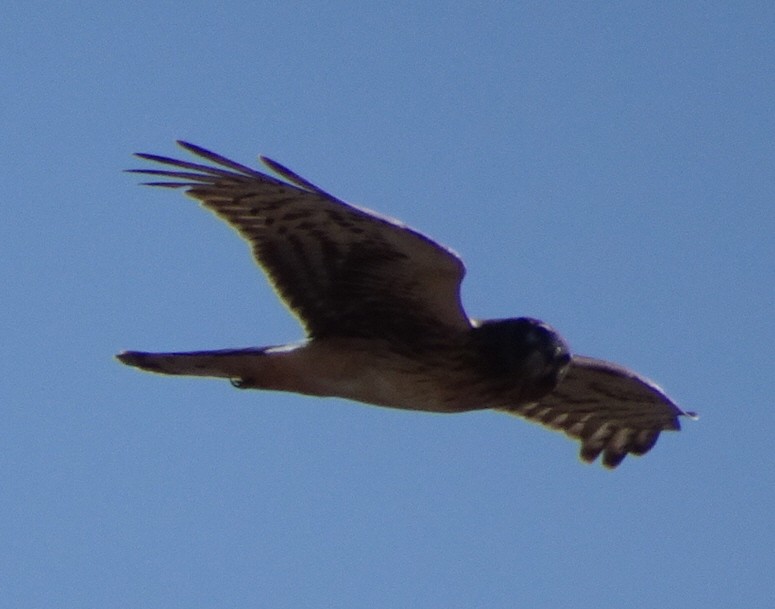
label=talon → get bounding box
[230,378,246,389]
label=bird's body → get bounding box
[120,318,568,414]
[118,142,695,468]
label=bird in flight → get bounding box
[117,141,695,468]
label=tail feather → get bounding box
[116,348,267,379]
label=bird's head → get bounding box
[472,317,571,400]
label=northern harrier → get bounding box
[117,141,695,468]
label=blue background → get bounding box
[3,2,773,607]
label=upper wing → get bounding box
[130,141,470,341]
[499,355,696,468]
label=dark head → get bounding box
[472,317,571,401]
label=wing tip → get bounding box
[577,425,665,469]
[259,155,334,196]
[175,140,208,156]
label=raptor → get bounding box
[118,142,695,468]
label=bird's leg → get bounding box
[230,377,264,389]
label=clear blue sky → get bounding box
[3,2,773,607]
